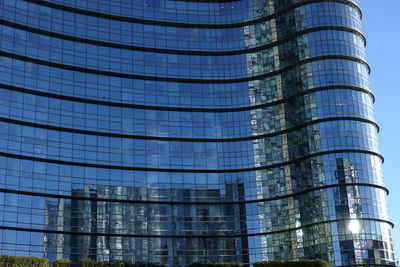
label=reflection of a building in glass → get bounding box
[334,158,363,264]
[43,184,248,265]
[43,199,71,262]
[0,0,396,266]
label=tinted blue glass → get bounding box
[0,0,395,266]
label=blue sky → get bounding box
[359,1,400,260]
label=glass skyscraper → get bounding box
[0,0,396,266]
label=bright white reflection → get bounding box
[348,219,361,234]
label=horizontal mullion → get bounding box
[0,218,392,239]
[23,0,362,29]
[0,183,389,206]
[0,149,384,173]
[0,51,370,83]
[0,19,366,55]
[0,116,379,142]
[0,83,375,111]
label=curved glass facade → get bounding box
[0,0,396,266]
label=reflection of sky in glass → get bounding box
[0,0,396,266]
